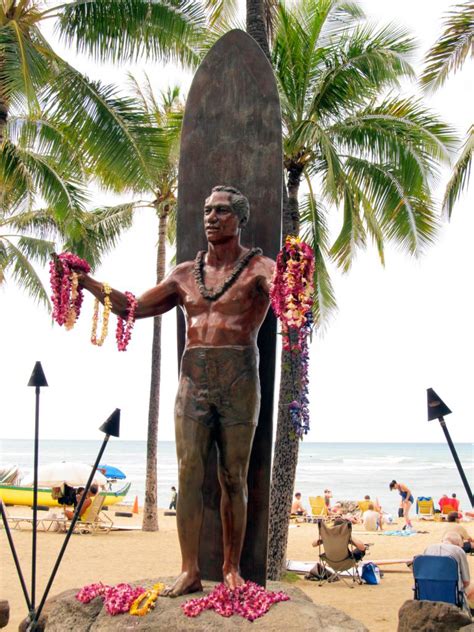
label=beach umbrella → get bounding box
[24,462,107,487]
[97,464,126,479]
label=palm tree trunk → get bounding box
[142,204,168,531]
[267,171,301,579]
[246,0,271,61]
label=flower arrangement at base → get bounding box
[91,283,112,346]
[182,581,289,621]
[116,291,138,351]
[76,582,145,615]
[50,252,90,328]
[270,236,315,438]
[129,582,165,616]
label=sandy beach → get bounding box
[1,507,473,631]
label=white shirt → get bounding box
[363,509,379,531]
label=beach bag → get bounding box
[305,562,334,581]
[361,562,381,585]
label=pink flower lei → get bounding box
[115,291,138,352]
[182,581,289,621]
[76,582,144,616]
[50,252,90,327]
[270,236,315,438]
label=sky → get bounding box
[1,0,473,446]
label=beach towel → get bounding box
[380,529,417,536]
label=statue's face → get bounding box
[203,191,240,243]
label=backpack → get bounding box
[361,562,381,585]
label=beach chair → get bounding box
[441,504,457,516]
[317,520,362,587]
[416,497,435,518]
[309,496,329,520]
[69,494,113,534]
[413,555,468,611]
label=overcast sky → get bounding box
[1,0,473,445]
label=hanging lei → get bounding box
[50,252,90,328]
[129,582,165,616]
[270,236,315,438]
[91,283,112,346]
[116,291,138,351]
[76,582,145,616]
[182,581,289,621]
[194,247,262,301]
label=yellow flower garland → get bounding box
[91,283,112,346]
[129,582,165,616]
[65,272,79,330]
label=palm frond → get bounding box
[329,182,366,271]
[443,124,474,217]
[1,237,51,307]
[421,2,474,91]
[51,0,206,67]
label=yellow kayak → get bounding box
[0,482,131,507]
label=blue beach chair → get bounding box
[413,555,465,609]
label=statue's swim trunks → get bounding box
[175,346,260,427]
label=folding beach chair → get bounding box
[413,555,468,611]
[416,497,435,518]
[317,520,362,587]
[69,494,113,534]
[309,496,329,520]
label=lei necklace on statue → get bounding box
[270,236,315,438]
[50,252,138,351]
[50,252,90,329]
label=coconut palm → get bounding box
[421,1,474,217]
[88,77,183,531]
[266,0,457,579]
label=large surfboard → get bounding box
[176,30,282,585]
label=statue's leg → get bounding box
[162,413,213,597]
[216,423,256,589]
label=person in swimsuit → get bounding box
[389,480,414,529]
[74,185,275,596]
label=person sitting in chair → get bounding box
[312,517,368,561]
[64,484,98,520]
[424,532,474,608]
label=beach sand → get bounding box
[1,507,473,631]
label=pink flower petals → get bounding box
[116,291,138,351]
[76,582,144,615]
[50,252,90,327]
[182,581,289,622]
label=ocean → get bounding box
[1,440,472,514]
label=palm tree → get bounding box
[421,1,474,217]
[266,0,457,579]
[89,78,183,530]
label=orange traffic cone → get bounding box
[132,496,139,514]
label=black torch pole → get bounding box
[0,499,32,611]
[28,409,120,631]
[31,385,40,612]
[438,417,474,507]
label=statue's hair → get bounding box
[211,185,250,226]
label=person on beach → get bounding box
[169,486,178,511]
[74,185,274,597]
[291,492,307,516]
[389,480,413,529]
[362,503,382,531]
[443,512,473,553]
[323,489,332,509]
[424,532,474,608]
[312,517,368,561]
[64,484,98,520]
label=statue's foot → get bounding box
[162,572,202,598]
[223,568,245,590]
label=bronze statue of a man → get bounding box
[77,185,275,596]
